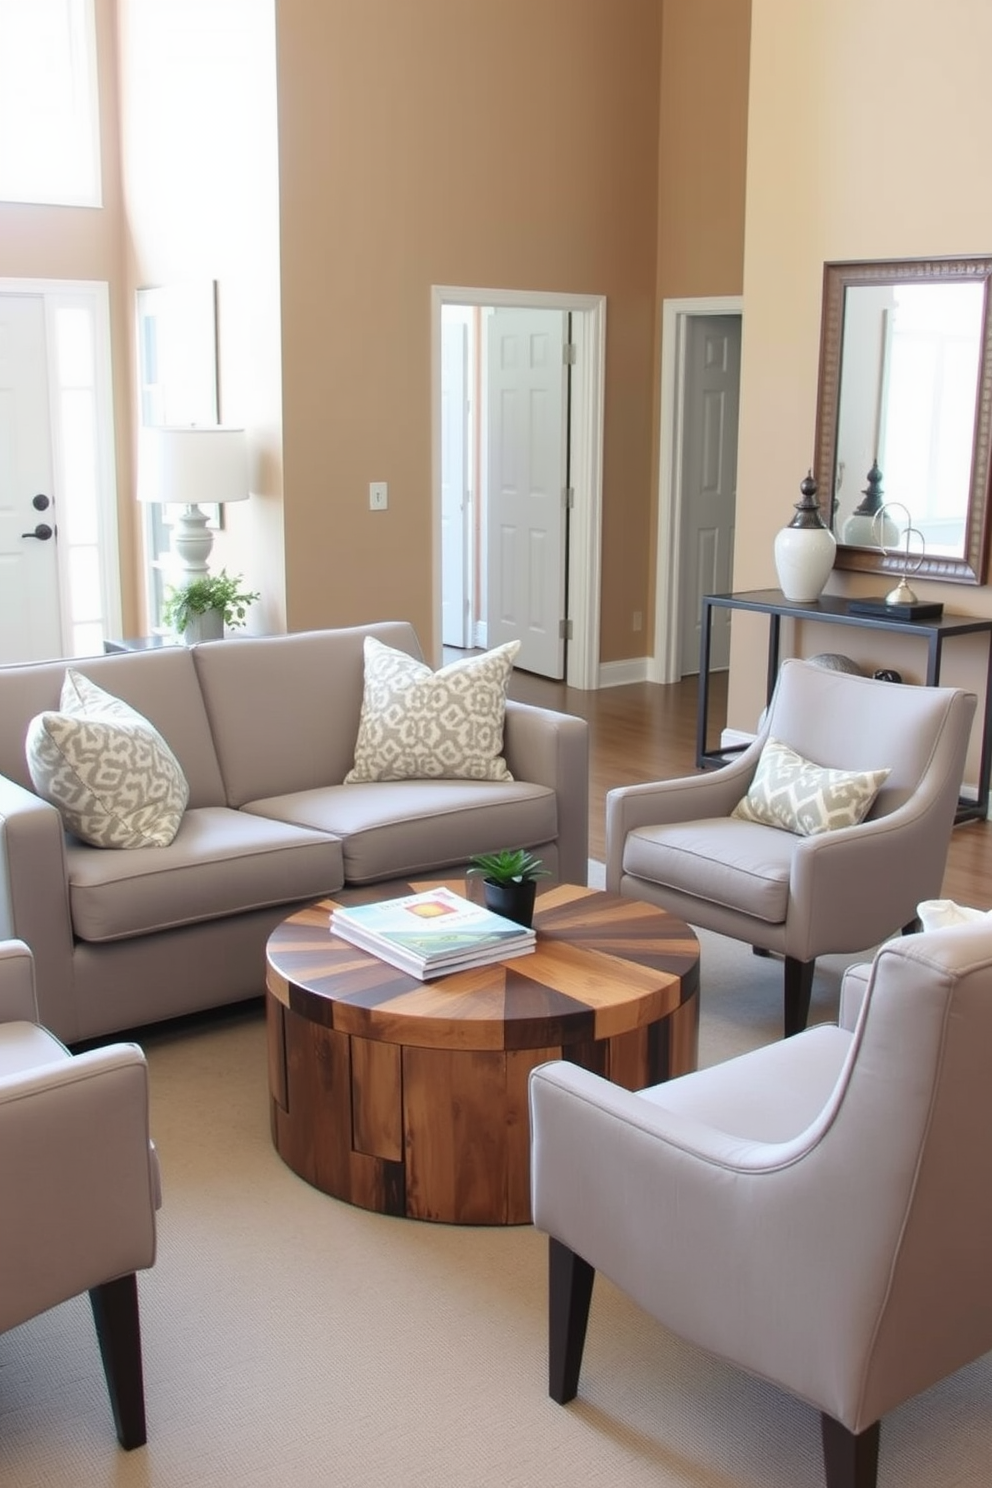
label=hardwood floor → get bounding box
[503,662,992,903]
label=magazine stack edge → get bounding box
[329,885,536,980]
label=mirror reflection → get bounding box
[814,256,992,586]
[833,281,984,556]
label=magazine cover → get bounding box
[330,886,534,967]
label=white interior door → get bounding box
[0,295,63,662]
[678,315,741,676]
[486,307,567,678]
[440,314,469,647]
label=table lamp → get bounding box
[137,425,249,576]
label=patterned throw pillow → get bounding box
[344,638,520,783]
[731,737,890,836]
[25,668,189,848]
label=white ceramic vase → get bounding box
[773,473,837,603]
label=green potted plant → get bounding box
[467,847,550,928]
[161,569,259,645]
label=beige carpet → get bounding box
[2,906,990,1486]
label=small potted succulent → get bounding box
[161,569,259,645]
[467,848,550,928]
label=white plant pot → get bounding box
[182,608,225,645]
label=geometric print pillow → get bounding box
[24,668,189,848]
[344,637,520,783]
[731,737,890,837]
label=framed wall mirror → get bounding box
[813,256,992,585]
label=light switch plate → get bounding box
[369,481,388,511]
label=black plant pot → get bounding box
[483,877,537,928]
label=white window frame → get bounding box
[0,277,121,651]
[0,0,102,208]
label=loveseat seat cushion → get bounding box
[240,779,558,884]
[64,807,344,942]
[623,818,794,925]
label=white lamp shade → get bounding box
[137,425,249,507]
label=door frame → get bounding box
[431,286,606,690]
[652,295,743,684]
[0,276,121,651]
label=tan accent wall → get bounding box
[116,0,284,634]
[734,0,992,778]
[0,0,137,624]
[652,0,750,640]
[275,0,666,660]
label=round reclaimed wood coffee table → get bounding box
[265,879,699,1225]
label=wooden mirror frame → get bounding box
[813,255,992,585]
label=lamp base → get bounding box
[171,504,213,576]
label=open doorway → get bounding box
[431,286,606,691]
[652,296,743,684]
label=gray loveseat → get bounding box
[0,623,588,1044]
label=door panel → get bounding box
[679,315,741,676]
[486,308,567,678]
[0,295,62,662]
[441,316,469,647]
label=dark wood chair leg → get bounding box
[821,1413,880,1488]
[548,1236,595,1404]
[783,956,816,1036]
[89,1274,147,1449]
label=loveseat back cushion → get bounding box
[241,778,558,884]
[192,624,423,807]
[0,649,225,807]
[64,806,345,942]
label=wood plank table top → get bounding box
[265,878,700,1224]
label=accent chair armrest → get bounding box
[0,1043,158,1332]
[605,738,764,891]
[0,939,39,1023]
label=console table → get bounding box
[697,588,992,824]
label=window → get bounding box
[0,0,101,208]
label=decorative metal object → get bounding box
[773,471,837,603]
[872,502,925,605]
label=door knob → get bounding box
[32,493,51,511]
[21,523,54,541]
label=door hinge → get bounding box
[563,343,577,366]
[559,618,573,641]
[563,487,574,509]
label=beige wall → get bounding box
[652,0,750,638]
[116,0,284,634]
[276,0,668,660]
[734,0,992,769]
[0,0,138,622]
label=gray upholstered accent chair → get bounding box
[530,923,992,1488]
[606,659,976,1034]
[0,939,160,1449]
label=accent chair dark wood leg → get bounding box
[752,946,773,957]
[821,1413,880,1488]
[548,1236,595,1405]
[89,1273,147,1449]
[783,956,816,1036]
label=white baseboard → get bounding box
[597,657,651,687]
[721,728,756,750]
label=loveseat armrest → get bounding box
[503,701,589,885]
[0,774,76,1039]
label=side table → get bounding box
[697,589,992,824]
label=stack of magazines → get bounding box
[329,886,536,979]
